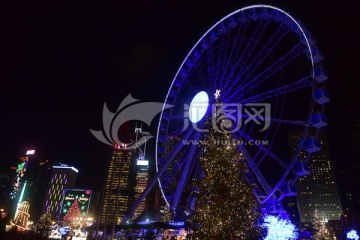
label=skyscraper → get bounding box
[42,164,78,220]
[29,159,52,221]
[133,157,149,219]
[100,145,132,225]
[289,130,342,223]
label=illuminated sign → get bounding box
[26,150,35,155]
[137,160,149,166]
[59,189,91,223]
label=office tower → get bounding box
[86,190,99,225]
[100,145,132,225]
[0,172,11,216]
[340,119,360,228]
[160,136,182,200]
[289,130,342,223]
[282,196,301,224]
[29,159,52,221]
[133,157,149,219]
[42,164,78,220]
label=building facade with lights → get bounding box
[100,146,133,225]
[41,164,78,220]
[133,158,149,219]
[289,130,342,223]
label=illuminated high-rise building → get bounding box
[133,157,149,219]
[289,130,342,223]
[0,172,11,208]
[42,164,78,220]
[100,145,132,225]
[29,159,52,221]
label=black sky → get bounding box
[0,0,359,193]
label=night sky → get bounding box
[0,0,359,196]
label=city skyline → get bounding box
[0,0,359,223]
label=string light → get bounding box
[347,230,359,240]
[262,215,297,240]
[189,103,259,239]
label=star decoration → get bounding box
[214,89,221,99]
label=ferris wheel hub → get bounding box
[189,91,209,123]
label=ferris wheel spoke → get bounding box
[232,132,272,196]
[237,76,313,104]
[235,24,291,89]
[214,38,230,89]
[236,113,309,127]
[166,126,189,139]
[122,128,195,224]
[228,43,307,101]
[236,129,289,169]
[218,23,249,88]
[165,115,187,121]
[266,118,309,126]
[221,20,271,92]
[235,20,271,73]
[161,154,188,192]
[171,132,200,210]
[157,129,194,167]
[208,21,250,88]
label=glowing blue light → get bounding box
[14,181,27,219]
[189,91,209,123]
[262,215,298,240]
[347,230,359,240]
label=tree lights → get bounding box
[347,230,359,240]
[312,209,332,240]
[262,215,297,240]
[189,106,258,239]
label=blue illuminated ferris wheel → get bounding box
[124,5,330,222]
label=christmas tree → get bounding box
[189,99,259,239]
[34,213,53,238]
[64,199,82,223]
[160,204,172,223]
[262,215,297,240]
[312,209,332,240]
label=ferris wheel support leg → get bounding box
[120,129,194,225]
[171,132,200,212]
[237,143,272,196]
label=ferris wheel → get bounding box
[155,4,330,217]
[123,5,330,222]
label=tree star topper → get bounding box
[214,89,221,100]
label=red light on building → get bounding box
[19,157,28,162]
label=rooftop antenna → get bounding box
[134,122,146,160]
